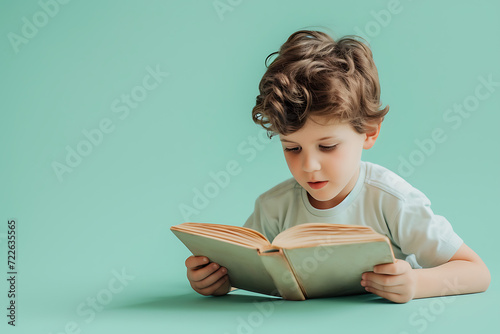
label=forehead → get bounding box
[280,117,352,142]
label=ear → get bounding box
[363,121,381,150]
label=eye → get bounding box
[284,147,301,153]
[320,145,337,151]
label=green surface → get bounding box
[1,0,499,333]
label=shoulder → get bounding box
[362,161,429,204]
[247,177,301,234]
[256,177,301,204]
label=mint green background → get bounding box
[1,0,499,333]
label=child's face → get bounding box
[279,116,374,210]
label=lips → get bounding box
[307,181,328,189]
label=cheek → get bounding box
[323,152,344,170]
[284,155,299,172]
[284,155,306,180]
[323,149,354,175]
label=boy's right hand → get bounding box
[185,256,231,296]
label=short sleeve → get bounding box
[388,190,463,268]
[242,195,280,242]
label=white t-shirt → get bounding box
[243,160,463,269]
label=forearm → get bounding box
[414,259,491,299]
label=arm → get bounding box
[413,243,490,298]
[361,243,491,303]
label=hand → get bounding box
[361,259,417,303]
[185,256,231,296]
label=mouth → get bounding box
[307,181,328,189]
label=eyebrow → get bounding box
[280,136,338,143]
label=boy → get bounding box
[185,30,490,303]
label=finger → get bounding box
[365,286,410,304]
[362,273,405,287]
[188,262,221,282]
[373,263,400,275]
[194,266,228,290]
[185,256,209,269]
[374,260,408,275]
[364,280,406,294]
[212,277,231,296]
[196,274,229,296]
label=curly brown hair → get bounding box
[252,30,389,138]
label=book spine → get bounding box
[258,249,306,301]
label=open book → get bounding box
[171,222,395,301]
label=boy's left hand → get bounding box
[361,259,417,303]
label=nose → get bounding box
[301,150,321,173]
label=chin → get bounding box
[309,190,339,202]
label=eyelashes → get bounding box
[283,147,299,152]
[284,145,337,153]
[320,145,337,151]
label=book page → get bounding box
[272,223,387,248]
[171,222,271,249]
